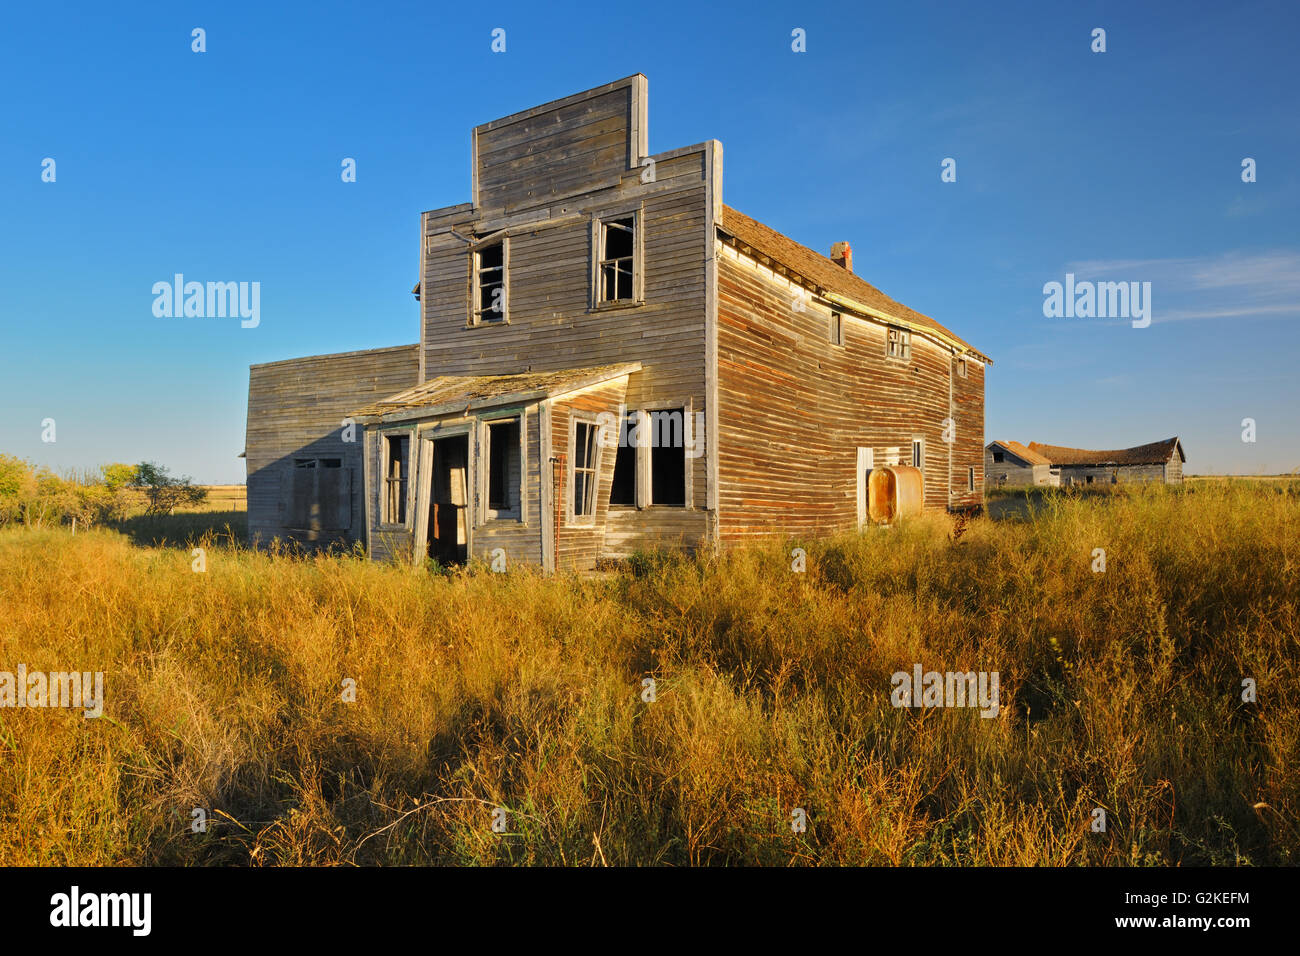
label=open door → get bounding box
[427,434,469,564]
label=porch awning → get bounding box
[351,362,642,423]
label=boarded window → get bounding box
[598,217,635,302]
[384,434,409,525]
[486,419,521,517]
[887,326,911,361]
[290,458,349,531]
[474,241,505,323]
[572,421,600,518]
[609,412,637,506]
[649,408,685,506]
[830,311,843,346]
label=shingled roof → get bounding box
[990,440,1052,465]
[1027,438,1184,467]
[718,205,990,362]
[352,362,640,420]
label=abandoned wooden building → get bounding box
[985,438,1185,487]
[245,75,991,569]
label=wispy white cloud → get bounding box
[1064,251,1300,324]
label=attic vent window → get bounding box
[992,450,1005,463]
[474,241,506,323]
[598,216,636,303]
[887,326,911,361]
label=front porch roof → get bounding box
[351,362,642,423]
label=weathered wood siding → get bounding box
[1058,463,1171,485]
[246,345,419,549]
[548,380,630,571]
[715,243,985,544]
[985,448,1056,488]
[419,76,715,557]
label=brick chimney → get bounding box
[830,241,853,273]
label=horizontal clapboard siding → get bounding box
[246,345,419,549]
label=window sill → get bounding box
[376,523,410,532]
[588,299,644,314]
[466,318,510,329]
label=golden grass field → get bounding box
[0,479,1296,865]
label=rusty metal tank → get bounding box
[868,465,924,524]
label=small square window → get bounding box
[992,450,1005,463]
[887,326,911,361]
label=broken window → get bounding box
[486,418,521,518]
[598,216,636,303]
[887,326,911,361]
[649,408,685,506]
[572,420,600,518]
[383,435,409,525]
[290,457,348,531]
[992,450,1005,463]
[609,412,638,506]
[830,311,844,346]
[474,241,506,323]
[912,438,925,470]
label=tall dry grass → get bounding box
[0,481,1295,865]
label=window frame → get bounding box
[992,450,1005,463]
[590,207,644,310]
[911,437,925,471]
[378,431,413,529]
[968,466,975,492]
[830,311,844,347]
[469,236,509,326]
[886,325,912,362]
[480,413,525,523]
[645,404,689,508]
[567,413,603,525]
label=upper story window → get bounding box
[829,311,844,346]
[597,216,636,304]
[887,326,911,361]
[957,356,968,378]
[473,240,506,324]
[992,450,1005,463]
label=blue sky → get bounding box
[2,0,1297,482]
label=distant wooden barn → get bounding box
[985,438,1185,487]
[244,75,990,569]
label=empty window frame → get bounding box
[887,326,911,361]
[597,216,636,304]
[649,408,686,506]
[992,450,1005,463]
[570,419,601,519]
[485,418,522,519]
[911,438,925,470]
[830,311,844,346]
[473,240,506,323]
[382,435,409,525]
[968,466,975,491]
[609,411,638,506]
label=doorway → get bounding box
[427,434,469,564]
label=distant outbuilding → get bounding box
[986,437,1185,487]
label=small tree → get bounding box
[131,461,208,516]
